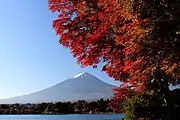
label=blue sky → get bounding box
[0,0,119,99]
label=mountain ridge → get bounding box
[0,72,115,104]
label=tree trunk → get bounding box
[152,73,168,106]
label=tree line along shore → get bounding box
[0,99,118,114]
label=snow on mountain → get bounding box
[74,72,86,78]
[0,72,116,104]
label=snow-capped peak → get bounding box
[74,72,86,79]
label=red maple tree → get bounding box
[49,0,180,98]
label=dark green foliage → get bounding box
[34,99,111,114]
[97,99,109,112]
[0,99,113,114]
[38,99,111,114]
[121,71,180,120]
[35,102,48,112]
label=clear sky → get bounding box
[0,0,119,99]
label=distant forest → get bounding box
[0,99,116,114]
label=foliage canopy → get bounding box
[49,0,180,90]
[49,0,180,118]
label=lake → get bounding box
[0,114,123,120]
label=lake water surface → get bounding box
[0,114,123,120]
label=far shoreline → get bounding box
[0,113,121,115]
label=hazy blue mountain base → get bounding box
[0,72,116,104]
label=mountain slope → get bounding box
[0,72,115,104]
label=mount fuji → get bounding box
[0,72,116,104]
